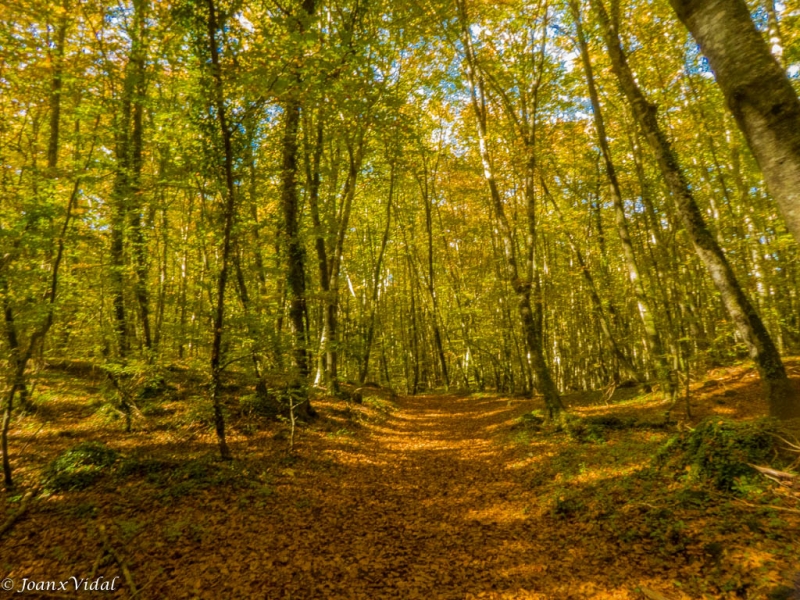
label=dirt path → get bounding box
[241,394,603,599]
[8,389,796,599]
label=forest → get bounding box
[2,0,800,597]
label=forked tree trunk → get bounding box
[593,0,799,419]
[360,162,394,385]
[417,156,449,389]
[325,135,364,394]
[457,0,564,417]
[669,0,800,246]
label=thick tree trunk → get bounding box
[594,0,799,419]
[280,100,314,415]
[277,0,317,418]
[669,0,800,246]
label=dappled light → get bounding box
[3,0,800,596]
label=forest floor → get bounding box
[2,360,800,599]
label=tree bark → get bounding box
[277,0,317,418]
[594,0,799,419]
[571,0,673,396]
[280,98,313,408]
[669,0,800,246]
[128,0,152,353]
[206,0,233,459]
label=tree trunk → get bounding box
[360,162,394,385]
[669,0,800,246]
[206,0,233,459]
[457,0,564,417]
[572,0,673,397]
[544,185,640,383]
[418,157,449,390]
[280,99,313,413]
[594,0,799,419]
[277,0,317,417]
[128,17,152,354]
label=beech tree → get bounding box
[668,0,800,247]
[2,0,800,483]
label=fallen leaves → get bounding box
[3,365,800,598]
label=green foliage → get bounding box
[327,428,355,438]
[184,397,227,428]
[44,441,118,491]
[656,418,780,491]
[99,361,171,430]
[116,453,255,499]
[362,395,396,414]
[550,491,585,520]
[239,391,281,419]
[552,414,609,444]
[517,409,546,428]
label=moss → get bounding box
[656,418,780,491]
[45,441,118,491]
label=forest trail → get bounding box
[250,393,640,599]
[5,376,799,599]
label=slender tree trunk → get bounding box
[669,0,800,246]
[206,0,233,459]
[544,185,640,383]
[1,11,80,486]
[326,137,364,393]
[360,162,394,384]
[304,117,332,389]
[124,0,152,354]
[572,0,673,397]
[457,0,563,416]
[418,160,449,389]
[594,0,798,419]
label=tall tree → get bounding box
[456,0,564,417]
[205,0,234,459]
[570,0,671,395]
[278,0,318,418]
[592,0,799,419]
[668,0,800,246]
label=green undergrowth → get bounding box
[512,409,670,444]
[655,417,787,491]
[362,395,397,414]
[514,413,800,597]
[44,440,274,500]
[115,453,269,500]
[44,441,119,491]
